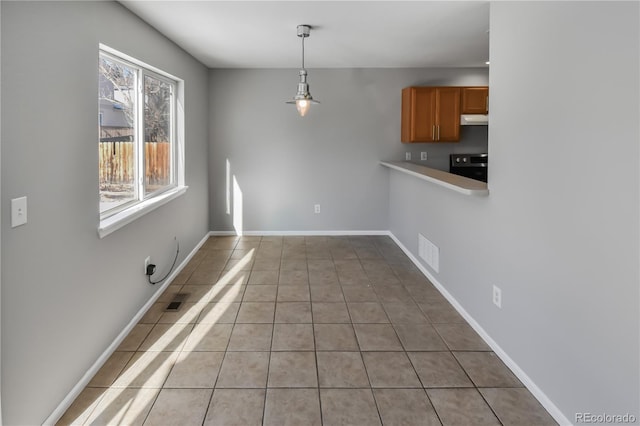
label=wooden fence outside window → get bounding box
[99,141,171,186]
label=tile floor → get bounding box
[58,235,557,425]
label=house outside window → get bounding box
[98,45,186,237]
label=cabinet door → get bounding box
[402,87,436,142]
[461,87,489,114]
[436,87,461,142]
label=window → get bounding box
[98,45,185,237]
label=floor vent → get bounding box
[165,293,188,311]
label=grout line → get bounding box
[312,332,324,425]
[260,263,277,425]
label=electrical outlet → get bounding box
[405,152,411,161]
[493,285,502,308]
[421,152,428,161]
[314,204,321,214]
[144,256,151,275]
[11,196,28,228]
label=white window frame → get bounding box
[98,44,187,238]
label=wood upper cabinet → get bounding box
[461,87,489,114]
[436,87,462,141]
[401,87,461,143]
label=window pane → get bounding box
[144,74,172,196]
[98,56,137,214]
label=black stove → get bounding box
[449,153,488,182]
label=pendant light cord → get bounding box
[301,35,305,69]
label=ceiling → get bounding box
[119,1,490,69]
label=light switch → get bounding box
[11,196,27,228]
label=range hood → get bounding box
[460,114,489,126]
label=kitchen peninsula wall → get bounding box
[208,67,488,232]
[391,2,639,422]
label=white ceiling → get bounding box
[119,1,490,69]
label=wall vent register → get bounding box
[418,233,440,273]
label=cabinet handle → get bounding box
[432,125,435,140]
[437,125,440,140]
[486,96,489,113]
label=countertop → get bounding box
[380,161,489,196]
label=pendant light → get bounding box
[286,25,319,117]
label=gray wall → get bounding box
[209,68,488,232]
[389,1,639,422]
[0,1,3,422]
[1,2,209,424]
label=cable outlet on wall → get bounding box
[144,256,151,275]
[493,285,502,308]
[421,152,428,161]
[405,152,411,161]
[314,204,321,214]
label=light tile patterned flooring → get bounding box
[58,235,557,425]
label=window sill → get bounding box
[98,186,188,239]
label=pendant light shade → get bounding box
[286,25,319,117]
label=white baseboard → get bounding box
[208,230,237,236]
[209,230,389,237]
[43,233,210,426]
[387,232,572,426]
